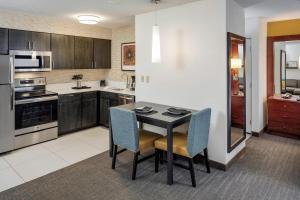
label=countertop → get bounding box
[46,81,135,96]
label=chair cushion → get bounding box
[139,129,162,153]
[154,132,190,158]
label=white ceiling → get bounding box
[0,0,199,28]
[235,0,300,21]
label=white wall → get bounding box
[282,42,300,80]
[135,0,228,164]
[245,17,268,133]
[286,42,300,63]
[227,0,245,36]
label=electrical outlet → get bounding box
[146,76,150,83]
[141,75,145,83]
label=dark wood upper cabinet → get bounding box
[94,39,111,69]
[74,36,93,69]
[9,29,50,51]
[9,29,31,50]
[51,34,75,69]
[31,31,50,51]
[0,28,8,55]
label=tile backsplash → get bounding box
[14,69,109,84]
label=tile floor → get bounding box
[0,127,109,192]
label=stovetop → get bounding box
[15,90,58,100]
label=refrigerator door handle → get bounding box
[9,56,14,84]
[10,86,14,111]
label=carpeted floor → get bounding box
[0,133,299,200]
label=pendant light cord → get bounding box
[154,0,158,26]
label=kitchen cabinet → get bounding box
[74,36,94,69]
[51,34,75,69]
[9,29,50,51]
[58,93,82,135]
[267,96,300,139]
[94,39,111,69]
[0,28,8,54]
[81,92,98,128]
[99,91,119,127]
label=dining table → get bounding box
[109,101,197,185]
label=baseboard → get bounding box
[193,155,226,171]
[252,126,267,137]
[225,147,246,170]
[194,147,246,171]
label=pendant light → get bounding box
[152,0,161,63]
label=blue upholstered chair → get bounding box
[110,107,161,180]
[154,108,212,187]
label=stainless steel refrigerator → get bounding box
[0,55,15,153]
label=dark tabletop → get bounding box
[115,101,198,128]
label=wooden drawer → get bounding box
[268,97,300,137]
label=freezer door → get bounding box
[0,55,14,85]
[0,85,14,153]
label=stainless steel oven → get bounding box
[14,77,58,149]
[10,50,52,72]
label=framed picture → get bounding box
[287,61,298,69]
[121,42,135,71]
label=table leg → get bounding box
[109,115,114,157]
[167,126,173,185]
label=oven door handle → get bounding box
[15,96,58,105]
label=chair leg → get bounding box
[204,148,210,173]
[112,145,118,169]
[132,152,139,180]
[155,149,159,173]
[188,158,196,187]
[159,150,164,164]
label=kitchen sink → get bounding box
[109,88,124,91]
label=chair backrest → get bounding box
[187,108,212,157]
[110,107,139,152]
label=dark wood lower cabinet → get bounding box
[58,93,82,135]
[58,91,133,134]
[81,92,98,128]
[58,91,98,135]
[99,91,119,127]
[267,96,300,139]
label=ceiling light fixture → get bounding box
[152,0,161,63]
[77,15,102,25]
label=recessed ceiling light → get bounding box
[77,15,103,25]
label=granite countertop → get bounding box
[46,81,135,96]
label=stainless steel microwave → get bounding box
[10,50,52,72]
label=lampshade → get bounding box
[77,15,102,25]
[231,58,242,69]
[152,25,161,63]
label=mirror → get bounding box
[274,41,300,96]
[227,32,246,153]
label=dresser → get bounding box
[268,96,300,138]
